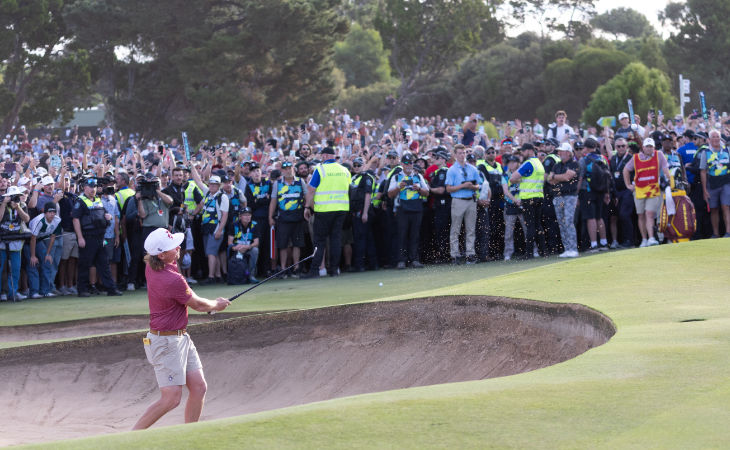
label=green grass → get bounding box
[17,240,730,449]
[0,257,554,328]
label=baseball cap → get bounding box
[209,175,221,184]
[618,112,629,120]
[401,153,414,164]
[144,228,185,256]
[320,146,336,155]
[557,142,573,152]
[546,138,560,147]
[386,150,399,158]
[41,175,55,186]
[643,137,656,147]
[239,206,252,215]
[44,202,57,213]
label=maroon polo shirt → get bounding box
[146,261,193,331]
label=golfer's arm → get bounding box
[186,293,220,313]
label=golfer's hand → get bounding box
[213,297,231,312]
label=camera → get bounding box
[138,179,160,200]
[10,195,20,203]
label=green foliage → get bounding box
[374,0,500,121]
[0,0,93,133]
[590,7,653,39]
[581,62,677,126]
[662,0,730,111]
[66,0,347,141]
[449,42,545,120]
[334,23,391,88]
[337,79,400,121]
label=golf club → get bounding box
[208,247,318,314]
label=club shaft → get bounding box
[227,247,318,302]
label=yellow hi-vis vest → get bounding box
[115,187,135,212]
[519,157,545,200]
[313,162,350,212]
[184,180,203,211]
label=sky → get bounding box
[506,0,680,38]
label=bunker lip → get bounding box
[0,295,615,446]
[0,312,276,342]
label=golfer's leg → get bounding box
[184,369,208,423]
[132,386,182,430]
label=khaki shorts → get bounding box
[634,195,662,215]
[143,332,202,387]
[61,232,78,259]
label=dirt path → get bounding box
[0,296,614,447]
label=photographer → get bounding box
[0,186,30,302]
[71,178,123,297]
[163,165,203,283]
[135,173,173,242]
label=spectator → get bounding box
[0,185,30,302]
[548,143,579,258]
[446,144,481,264]
[199,175,229,284]
[28,202,62,298]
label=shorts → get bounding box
[203,232,224,256]
[143,332,202,388]
[578,190,604,220]
[104,240,121,263]
[61,231,78,259]
[275,220,305,249]
[708,183,730,209]
[634,195,662,215]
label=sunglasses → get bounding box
[486,150,496,154]
[353,164,362,168]
[616,145,626,148]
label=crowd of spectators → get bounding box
[0,105,727,302]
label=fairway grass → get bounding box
[17,240,730,449]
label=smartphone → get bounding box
[434,132,444,138]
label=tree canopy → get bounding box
[0,0,92,134]
[582,62,677,126]
[334,23,391,88]
[591,7,653,39]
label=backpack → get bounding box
[586,155,611,193]
[227,252,250,285]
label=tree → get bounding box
[334,23,391,88]
[66,0,347,141]
[662,0,730,112]
[508,0,596,40]
[540,47,630,120]
[590,8,653,39]
[0,0,92,134]
[448,41,545,120]
[581,62,677,126]
[374,0,502,123]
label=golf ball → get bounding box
[379,282,383,286]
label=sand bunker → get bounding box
[0,296,614,446]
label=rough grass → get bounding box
[17,240,730,449]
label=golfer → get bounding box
[133,228,230,430]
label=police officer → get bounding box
[539,140,563,255]
[380,150,403,268]
[244,163,272,276]
[349,157,377,271]
[71,177,123,297]
[429,149,451,263]
[302,146,351,278]
[268,161,307,277]
[388,153,429,269]
[509,144,545,259]
[477,145,505,260]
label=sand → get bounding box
[0,296,614,446]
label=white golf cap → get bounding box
[144,228,185,256]
[41,175,55,185]
[643,137,656,147]
[208,175,221,184]
[618,112,629,120]
[557,142,573,152]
